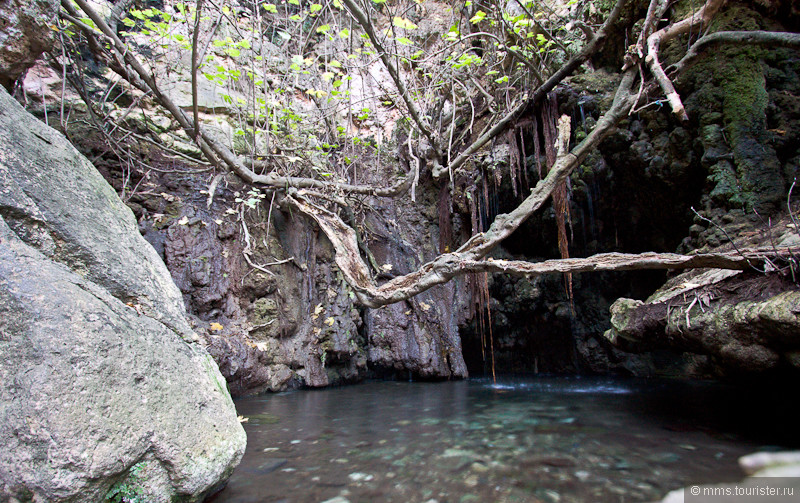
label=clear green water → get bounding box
[209,377,797,503]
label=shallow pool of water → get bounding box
[210,376,797,503]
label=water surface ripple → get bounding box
[210,377,796,503]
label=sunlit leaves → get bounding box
[392,17,417,30]
[469,10,487,24]
[451,53,482,69]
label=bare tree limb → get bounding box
[446,0,626,175]
[341,0,439,153]
[457,248,800,276]
[644,0,727,121]
[286,69,639,307]
[671,30,800,75]
[191,0,204,140]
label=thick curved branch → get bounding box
[671,30,800,75]
[645,0,727,120]
[287,70,639,307]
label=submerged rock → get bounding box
[0,86,245,501]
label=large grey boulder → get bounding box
[0,0,58,91]
[0,85,245,501]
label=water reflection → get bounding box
[210,377,796,503]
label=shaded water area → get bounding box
[210,377,798,503]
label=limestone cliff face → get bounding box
[116,154,468,395]
[0,86,245,502]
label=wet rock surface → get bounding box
[458,4,800,378]
[109,158,466,394]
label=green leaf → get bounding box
[494,75,509,83]
[316,24,330,33]
[310,3,322,13]
[469,10,486,24]
[226,48,240,57]
[339,28,350,39]
[262,3,278,13]
[396,37,412,45]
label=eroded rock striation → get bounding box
[0,86,245,502]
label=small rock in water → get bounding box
[347,472,374,482]
[543,489,561,502]
[464,474,479,487]
[574,470,591,482]
[470,462,489,473]
[319,497,350,503]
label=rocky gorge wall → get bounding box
[13,0,800,397]
[97,143,469,395]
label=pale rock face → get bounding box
[0,83,246,501]
[0,0,58,90]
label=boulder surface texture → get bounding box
[0,85,245,502]
[0,0,57,91]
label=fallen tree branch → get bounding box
[456,248,800,276]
